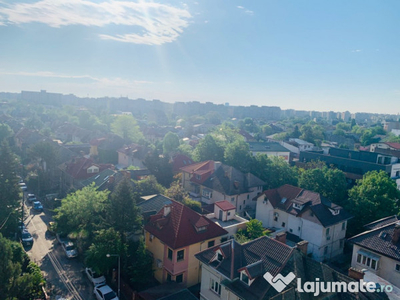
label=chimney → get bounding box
[164,205,171,217]
[296,240,309,255]
[275,231,287,244]
[392,222,400,244]
[214,161,222,171]
[348,267,365,280]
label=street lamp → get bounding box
[106,253,120,299]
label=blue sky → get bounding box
[0,0,399,114]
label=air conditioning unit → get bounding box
[156,259,163,269]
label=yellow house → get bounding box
[144,199,228,287]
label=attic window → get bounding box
[241,271,250,285]
[293,203,303,210]
[281,197,287,204]
[329,208,340,215]
[196,174,201,180]
[379,232,387,239]
[196,225,208,232]
[217,253,223,262]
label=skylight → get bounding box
[281,197,287,203]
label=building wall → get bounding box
[199,264,239,300]
[351,244,400,288]
[145,231,165,283]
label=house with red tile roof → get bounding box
[170,154,194,174]
[256,184,353,262]
[116,143,147,169]
[180,161,265,217]
[144,199,228,287]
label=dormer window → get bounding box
[281,197,287,204]
[329,208,340,215]
[217,253,223,262]
[293,203,303,210]
[241,271,250,285]
[196,174,201,180]
[196,225,208,232]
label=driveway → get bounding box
[23,194,95,300]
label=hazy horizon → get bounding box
[1,0,399,115]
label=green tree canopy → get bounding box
[224,140,252,173]
[347,170,400,235]
[162,132,180,155]
[108,178,142,238]
[193,135,225,162]
[298,164,348,206]
[111,115,144,142]
[0,123,13,142]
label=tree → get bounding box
[0,141,21,235]
[347,171,400,235]
[111,115,144,142]
[0,123,13,142]
[298,165,348,206]
[85,228,126,275]
[108,178,142,239]
[235,219,265,243]
[162,132,180,155]
[54,184,110,248]
[144,152,174,187]
[29,141,59,172]
[135,176,166,199]
[206,111,222,125]
[165,181,202,212]
[176,144,193,158]
[126,238,153,287]
[193,135,225,162]
[249,155,298,189]
[224,140,252,173]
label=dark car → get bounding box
[21,230,33,246]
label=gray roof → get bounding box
[248,142,290,152]
[364,215,399,230]
[348,219,400,262]
[201,164,265,196]
[79,168,116,189]
[138,194,173,215]
[196,236,388,300]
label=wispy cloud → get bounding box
[236,5,253,15]
[0,0,191,45]
[351,49,362,53]
[0,71,152,87]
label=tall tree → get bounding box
[347,170,400,235]
[144,152,174,188]
[0,141,20,234]
[193,135,225,162]
[162,132,180,155]
[111,115,143,143]
[126,238,153,287]
[109,178,142,238]
[0,123,13,143]
[249,155,298,189]
[224,140,252,173]
[298,165,348,206]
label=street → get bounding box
[23,194,95,300]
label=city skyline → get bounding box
[1,0,399,115]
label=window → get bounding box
[217,253,223,262]
[342,222,346,230]
[167,273,172,282]
[177,250,184,261]
[211,278,221,295]
[239,205,242,210]
[202,190,212,199]
[243,200,246,205]
[247,195,249,200]
[395,264,400,272]
[168,248,173,260]
[241,272,249,285]
[282,222,285,227]
[231,197,234,202]
[274,216,278,222]
[289,229,293,233]
[324,246,328,255]
[176,274,183,283]
[298,226,301,231]
[356,252,379,270]
[196,174,201,180]
[208,240,215,248]
[227,212,231,216]
[326,228,330,236]
[149,234,154,242]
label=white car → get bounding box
[94,284,119,300]
[27,193,37,203]
[62,241,78,259]
[19,182,27,191]
[85,267,106,286]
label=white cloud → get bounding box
[0,0,191,45]
[245,9,254,15]
[237,6,244,9]
[351,49,362,53]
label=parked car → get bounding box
[18,221,26,231]
[33,201,44,212]
[85,267,106,286]
[27,194,37,203]
[20,229,33,246]
[62,241,78,259]
[47,221,56,234]
[19,182,27,191]
[94,284,119,300]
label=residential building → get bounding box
[116,143,147,169]
[256,184,352,261]
[204,201,248,240]
[144,199,228,287]
[180,161,265,217]
[248,142,291,162]
[348,216,400,288]
[195,236,387,300]
[371,142,400,153]
[170,154,194,174]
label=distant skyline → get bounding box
[0,0,399,115]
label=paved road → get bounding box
[23,194,95,300]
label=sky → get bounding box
[0,0,399,114]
